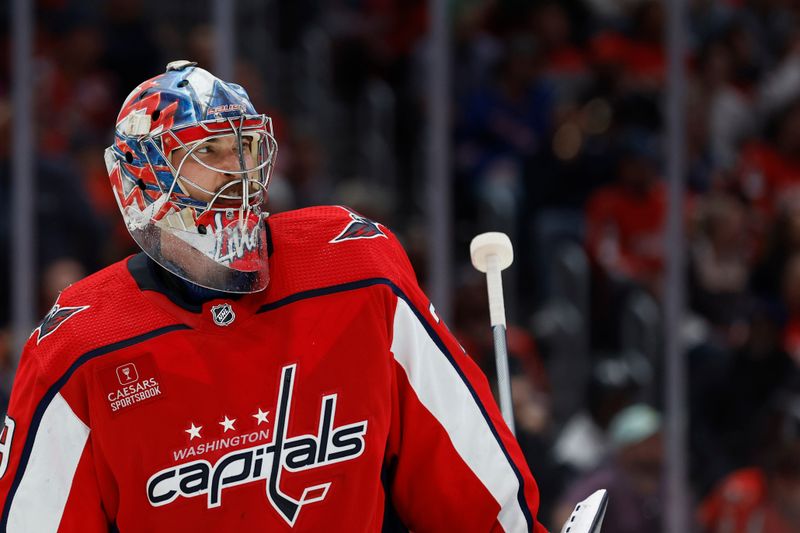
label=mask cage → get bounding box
[139,114,278,214]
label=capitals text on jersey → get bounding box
[146,364,368,526]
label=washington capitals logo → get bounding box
[31,303,90,344]
[146,364,368,526]
[330,211,386,243]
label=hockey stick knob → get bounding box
[470,232,514,273]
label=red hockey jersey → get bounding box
[0,206,546,532]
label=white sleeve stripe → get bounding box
[7,392,90,533]
[390,297,529,533]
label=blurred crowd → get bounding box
[3,0,800,531]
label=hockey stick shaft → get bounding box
[492,324,515,434]
[486,254,515,435]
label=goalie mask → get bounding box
[105,61,277,293]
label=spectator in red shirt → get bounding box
[737,98,800,223]
[589,0,666,90]
[699,440,800,533]
[529,2,587,78]
[585,130,666,293]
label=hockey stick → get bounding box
[559,489,608,533]
[470,232,515,435]
[471,234,607,532]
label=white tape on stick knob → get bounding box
[470,232,514,273]
[470,232,513,327]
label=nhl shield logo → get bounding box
[211,303,236,326]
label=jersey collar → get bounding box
[127,252,265,329]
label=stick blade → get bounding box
[559,489,608,533]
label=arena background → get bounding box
[3,0,800,531]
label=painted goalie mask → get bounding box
[105,61,278,293]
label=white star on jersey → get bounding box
[185,423,202,440]
[252,408,270,425]
[219,416,236,432]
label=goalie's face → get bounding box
[169,133,258,204]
